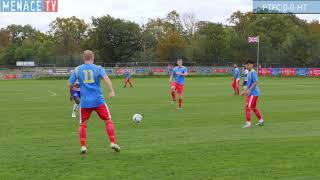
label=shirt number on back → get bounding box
[83,70,95,83]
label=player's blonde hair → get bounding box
[83,50,94,61]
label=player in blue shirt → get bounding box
[242,65,249,89]
[232,64,241,96]
[241,60,264,128]
[169,59,188,109]
[70,81,81,118]
[123,69,133,88]
[69,50,120,154]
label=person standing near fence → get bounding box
[242,65,249,90]
[124,69,133,88]
[70,81,81,118]
[232,64,240,96]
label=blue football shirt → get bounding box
[69,64,107,108]
[244,69,249,82]
[233,68,240,79]
[246,69,260,96]
[173,66,187,85]
[124,71,131,78]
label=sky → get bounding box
[0,0,319,32]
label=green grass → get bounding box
[0,77,320,180]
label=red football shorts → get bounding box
[172,82,184,94]
[80,104,111,123]
[232,79,240,88]
[246,95,259,109]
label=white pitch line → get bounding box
[48,90,57,96]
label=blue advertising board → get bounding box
[135,68,146,74]
[105,69,114,75]
[271,68,282,76]
[19,74,33,79]
[198,67,212,74]
[295,68,309,76]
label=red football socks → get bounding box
[171,91,176,102]
[245,108,251,122]
[105,120,116,144]
[246,107,262,122]
[253,108,262,120]
[178,98,182,108]
[125,80,133,87]
[79,120,116,146]
[232,87,237,95]
[79,123,87,146]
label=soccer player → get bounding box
[169,58,188,109]
[241,60,265,128]
[232,64,240,96]
[70,81,80,118]
[123,69,133,88]
[242,65,249,89]
[69,50,120,154]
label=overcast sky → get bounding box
[0,0,319,32]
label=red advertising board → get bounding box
[310,68,320,77]
[152,68,166,73]
[281,68,296,76]
[188,67,196,73]
[258,68,271,76]
[115,68,125,75]
[4,74,17,79]
[214,69,228,73]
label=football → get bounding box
[132,114,143,123]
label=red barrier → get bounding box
[188,67,196,73]
[281,68,296,76]
[115,68,125,75]
[258,68,271,76]
[214,69,228,73]
[310,68,320,77]
[4,74,17,79]
[152,68,166,73]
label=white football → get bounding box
[132,114,143,123]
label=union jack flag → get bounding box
[248,36,259,43]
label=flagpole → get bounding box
[257,36,260,73]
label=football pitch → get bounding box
[0,77,320,180]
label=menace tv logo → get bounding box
[0,0,58,12]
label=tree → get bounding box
[186,22,227,65]
[0,44,17,65]
[165,10,185,35]
[156,31,187,61]
[0,30,10,49]
[228,11,314,66]
[138,24,158,62]
[4,24,41,44]
[181,13,198,38]
[49,16,88,55]
[88,15,142,63]
[37,40,55,64]
[145,11,186,40]
[142,11,188,62]
[1,10,320,67]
